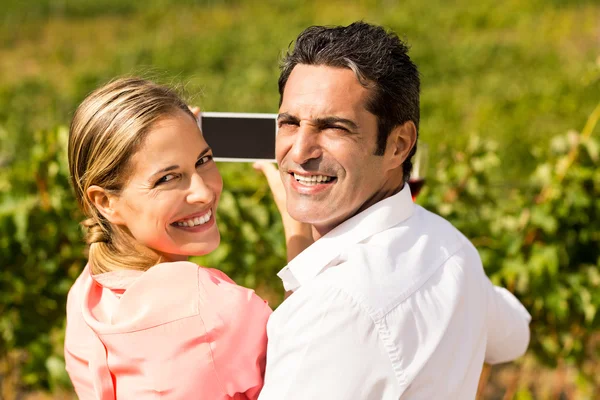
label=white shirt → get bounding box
[258,186,531,400]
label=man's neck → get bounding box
[311,182,405,241]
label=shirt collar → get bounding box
[277,184,415,292]
[92,269,144,293]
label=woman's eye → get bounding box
[196,155,214,167]
[157,173,176,185]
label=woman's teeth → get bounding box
[175,210,212,227]
[293,173,333,185]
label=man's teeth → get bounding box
[175,210,212,227]
[293,173,333,185]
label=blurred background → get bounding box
[0,0,599,398]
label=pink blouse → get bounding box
[64,261,272,399]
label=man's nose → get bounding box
[289,126,322,165]
[186,174,215,205]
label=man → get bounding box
[256,22,531,399]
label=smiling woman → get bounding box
[85,110,223,265]
[64,77,272,399]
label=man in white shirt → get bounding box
[256,22,531,399]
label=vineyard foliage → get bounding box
[0,0,598,392]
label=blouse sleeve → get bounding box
[200,268,273,399]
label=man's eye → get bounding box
[278,121,297,128]
[328,125,348,132]
[157,173,176,185]
[196,155,214,167]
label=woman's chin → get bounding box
[167,238,221,260]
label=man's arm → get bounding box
[253,161,314,262]
[258,282,400,400]
[484,279,532,364]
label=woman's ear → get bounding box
[86,185,125,225]
[385,120,417,171]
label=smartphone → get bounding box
[198,112,277,162]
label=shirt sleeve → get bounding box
[484,279,532,364]
[258,282,399,400]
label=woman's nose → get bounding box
[186,174,215,205]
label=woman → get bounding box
[64,77,275,399]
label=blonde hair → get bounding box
[68,77,195,275]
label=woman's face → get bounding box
[111,110,223,262]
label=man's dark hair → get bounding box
[278,22,420,183]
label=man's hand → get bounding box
[253,161,313,262]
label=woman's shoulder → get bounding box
[65,266,96,354]
[68,261,270,333]
[175,263,273,327]
[66,265,91,313]
[201,266,235,284]
[190,263,271,312]
[136,261,271,314]
[143,261,236,290]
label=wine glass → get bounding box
[408,142,428,201]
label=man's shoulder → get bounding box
[305,206,482,316]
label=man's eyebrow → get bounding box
[277,112,300,123]
[150,146,212,177]
[314,116,359,131]
[277,113,359,131]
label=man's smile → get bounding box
[288,171,337,195]
[292,172,336,186]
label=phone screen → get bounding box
[199,112,277,162]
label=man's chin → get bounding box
[287,208,321,225]
[288,207,336,230]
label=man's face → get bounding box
[276,64,398,237]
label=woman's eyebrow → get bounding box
[150,146,212,178]
[151,164,179,178]
[196,146,212,160]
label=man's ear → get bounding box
[385,120,417,171]
[86,185,125,225]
